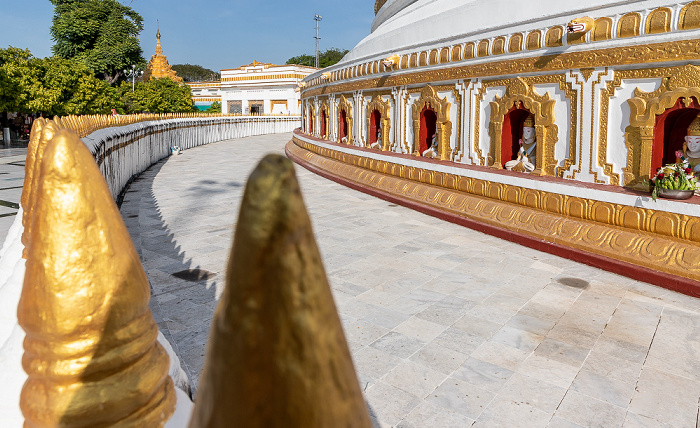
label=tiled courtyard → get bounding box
[119,133,700,427]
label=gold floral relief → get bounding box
[526,30,542,50]
[411,85,453,160]
[618,12,641,38]
[366,95,392,150]
[646,7,672,34]
[680,1,700,30]
[509,34,523,53]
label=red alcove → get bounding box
[652,98,700,174]
[320,109,327,137]
[502,105,532,167]
[338,110,348,140]
[419,106,437,153]
[369,109,381,145]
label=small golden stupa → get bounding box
[142,27,182,83]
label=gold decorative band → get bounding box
[288,135,700,284]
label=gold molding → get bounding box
[647,7,672,34]
[302,38,700,98]
[411,85,453,160]
[489,78,557,176]
[618,12,641,38]
[337,95,354,144]
[366,95,392,150]
[680,1,700,30]
[288,136,700,283]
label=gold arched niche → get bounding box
[492,37,506,55]
[618,12,641,38]
[440,48,450,63]
[429,50,439,65]
[509,34,523,53]
[592,17,613,41]
[419,52,428,66]
[337,95,354,144]
[624,64,700,184]
[680,1,700,30]
[366,95,392,150]
[646,7,672,34]
[320,99,330,140]
[477,40,489,57]
[489,78,558,176]
[451,45,463,61]
[545,26,564,47]
[526,31,542,50]
[411,85,453,160]
[464,42,475,60]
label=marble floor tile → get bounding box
[556,390,627,428]
[426,377,495,420]
[370,331,426,359]
[382,360,447,399]
[499,372,567,413]
[365,381,422,427]
[397,400,475,428]
[628,367,700,427]
[472,396,551,428]
[452,357,514,393]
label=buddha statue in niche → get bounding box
[676,112,700,172]
[370,123,382,149]
[421,131,439,158]
[505,113,536,173]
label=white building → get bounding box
[188,61,318,114]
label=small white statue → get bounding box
[676,113,700,173]
[370,124,382,150]
[422,132,439,158]
[505,114,536,173]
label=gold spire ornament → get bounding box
[142,26,183,83]
[18,129,175,427]
[189,154,371,428]
[523,113,535,128]
[687,112,700,136]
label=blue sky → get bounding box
[1,0,375,71]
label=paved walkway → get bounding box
[120,133,700,428]
[0,146,27,244]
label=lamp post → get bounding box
[123,65,143,92]
[314,14,322,68]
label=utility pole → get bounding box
[314,14,322,68]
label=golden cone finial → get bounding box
[18,129,175,427]
[189,154,371,428]
[688,112,700,136]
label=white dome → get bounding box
[339,0,662,65]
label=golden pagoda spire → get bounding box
[18,129,175,426]
[155,20,163,56]
[143,22,182,83]
[189,155,371,428]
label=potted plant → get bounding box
[651,161,698,201]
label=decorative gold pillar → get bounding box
[189,155,371,428]
[18,129,175,427]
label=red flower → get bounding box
[675,172,680,177]
[658,173,664,179]
[686,168,692,174]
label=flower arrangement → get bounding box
[651,157,698,201]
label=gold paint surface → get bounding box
[190,155,371,428]
[18,129,175,426]
[289,136,700,283]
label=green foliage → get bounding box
[118,78,197,114]
[50,0,144,84]
[204,101,221,113]
[171,64,220,82]
[0,47,120,116]
[286,48,349,68]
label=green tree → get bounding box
[204,101,221,113]
[50,0,144,84]
[286,48,349,68]
[119,78,197,113]
[0,47,119,117]
[172,64,220,82]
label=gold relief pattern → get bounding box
[509,34,523,53]
[366,95,392,150]
[546,26,564,47]
[337,94,354,144]
[526,30,542,50]
[489,78,558,176]
[493,37,506,55]
[478,40,489,57]
[647,7,672,34]
[301,38,700,98]
[618,12,641,38]
[288,137,700,282]
[411,85,453,160]
[680,1,700,30]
